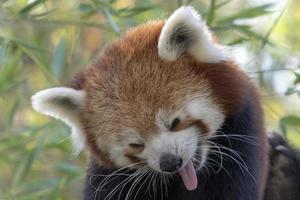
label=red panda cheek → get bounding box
[124,154,146,164]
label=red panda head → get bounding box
[32,7,250,191]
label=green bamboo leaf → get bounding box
[285,87,300,96]
[103,8,120,35]
[279,121,287,137]
[280,115,300,127]
[0,58,20,93]
[212,24,273,45]
[48,177,68,200]
[237,27,273,45]
[92,0,116,14]
[117,5,157,17]
[206,0,216,26]
[55,162,82,177]
[294,72,300,84]
[212,24,252,31]
[19,0,47,15]
[52,37,67,81]
[79,3,97,18]
[19,46,54,84]
[0,38,8,64]
[227,37,249,45]
[7,98,20,129]
[10,38,47,52]
[216,0,232,9]
[12,135,46,187]
[217,3,274,24]
[79,3,94,13]
[261,3,287,48]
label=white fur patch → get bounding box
[158,6,228,63]
[146,96,225,172]
[31,87,86,154]
[185,99,225,132]
[142,127,199,171]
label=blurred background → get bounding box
[0,0,299,199]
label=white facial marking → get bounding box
[185,99,225,133]
[144,97,225,172]
[31,87,86,154]
[142,127,199,171]
[158,6,229,63]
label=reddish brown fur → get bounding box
[68,21,267,191]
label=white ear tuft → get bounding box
[31,87,86,154]
[158,6,228,63]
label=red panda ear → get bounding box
[31,87,85,154]
[158,6,228,63]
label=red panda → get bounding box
[32,6,269,200]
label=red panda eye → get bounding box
[170,118,180,131]
[129,143,145,148]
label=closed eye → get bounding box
[129,143,145,148]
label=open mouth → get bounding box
[159,157,201,191]
[157,145,204,191]
[177,144,205,191]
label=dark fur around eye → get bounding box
[129,143,145,148]
[170,118,180,131]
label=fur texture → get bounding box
[264,133,300,200]
[84,93,266,199]
[158,6,228,62]
[80,18,268,198]
[32,6,270,200]
[31,87,86,153]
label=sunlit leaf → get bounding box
[19,0,47,15]
[216,0,232,9]
[212,24,273,45]
[227,37,249,45]
[217,3,274,24]
[280,115,300,127]
[117,5,157,17]
[206,0,216,26]
[261,2,287,48]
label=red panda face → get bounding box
[82,47,225,171]
[32,7,247,191]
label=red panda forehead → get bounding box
[85,23,210,98]
[82,21,226,134]
[84,58,212,135]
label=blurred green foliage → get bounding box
[0,0,299,199]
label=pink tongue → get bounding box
[179,160,198,191]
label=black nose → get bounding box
[159,153,183,172]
